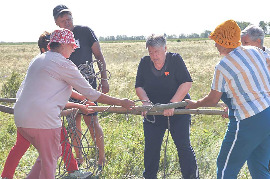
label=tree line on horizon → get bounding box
[99,21,270,42]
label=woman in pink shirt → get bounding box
[2,31,96,179]
[13,29,134,179]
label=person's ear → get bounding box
[41,48,46,53]
[257,39,262,45]
[55,18,60,27]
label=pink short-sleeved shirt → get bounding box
[14,51,101,129]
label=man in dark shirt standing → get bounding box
[53,4,109,168]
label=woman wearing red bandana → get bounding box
[1,31,95,179]
[13,29,135,179]
[135,34,199,179]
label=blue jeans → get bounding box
[217,107,270,179]
[143,115,199,179]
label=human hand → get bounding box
[141,101,152,116]
[222,106,228,118]
[85,100,96,106]
[78,104,95,115]
[120,98,135,109]
[98,80,109,94]
[185,99,199,109]
[163,108,175,116]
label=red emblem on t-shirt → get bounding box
[165,72,169,76]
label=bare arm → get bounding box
[135,87,150,103]
[65,102,94,115]
[92,42,109,93]
[185,89,223,109]
[135,87,152,116]
[71,90,96,106]
[96,93,135,109]
[163,82,192,116]
[71,90,85,101]
[170,82,192,103]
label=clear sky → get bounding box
[1,0,269,42]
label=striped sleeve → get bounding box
[211,66,226,92]
[263,51,270,69]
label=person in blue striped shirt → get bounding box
[241,24,270,174]
[186,20,270,179]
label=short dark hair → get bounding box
[38,31,51,53]
[48,42,61,51]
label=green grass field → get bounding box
[1,38,270,178]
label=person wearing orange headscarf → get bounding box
[186,20,270,178]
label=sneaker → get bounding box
[69,170,93,179]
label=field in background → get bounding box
[1,38,270,178]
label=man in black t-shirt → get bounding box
[135,34,199,179]
[53,4,108,168]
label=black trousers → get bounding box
[143,115,199,179]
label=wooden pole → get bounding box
[86,106,226,115]
[60,105,226,116]
[0,104,14,114]
[0,98,16,103]
[0,98,227,108]
[0,100,226,116]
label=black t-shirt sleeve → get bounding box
[85,26,98,47]
[135,58,145,88]
[173,54,193,84]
